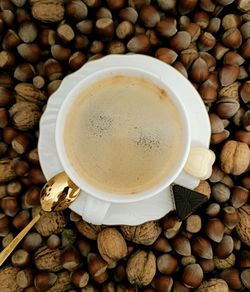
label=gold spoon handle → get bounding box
[0,213,41,267]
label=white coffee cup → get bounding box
[55,56,214,224]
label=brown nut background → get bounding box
[0,0,250,291]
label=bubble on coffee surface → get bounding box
[64,75,183,194]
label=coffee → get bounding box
[64,75,183,194]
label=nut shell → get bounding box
[33,208,67,237]
[34,246,63,272]
[15,83,47,105]
[0,267,22,292]
[97,228,127,264]
[197,278,229,292]
[236,204,250,246]
[120,220,161,246]
[126,250,156,286]
[220,140,250,175]
[32,0,65,23]
[0,158,16,183]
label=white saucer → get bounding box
[38,55,211,225]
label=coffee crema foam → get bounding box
[64,75,183,194]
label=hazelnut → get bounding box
[193,10,209,29]
[16,268,34,289]
[169,31,191,52]
[75,220,102,240]
[126,250,156,286]
[39,28,56,46]
[186,215,202,233]
[207,17,221,33]
[76,19,93,35]
[95,7,112,19]
[127,34,150,53]
[61,248,80,271]
[213,42,230,60]
[97,228,127,264]
[230,186,249,208]
[182,264,203,289]
[11,249,30,267]
[0,86,13,106]
[12,209,30,229]
[152,275,173,291]
[128,0,151,10]
[121,220,161,246]
[180,48,198,69]
[1,196,19,216]
[0,213,9,236]
[34,272,57,291]
[172,235,191,256]
[211,130,230,145]
[173,61,188,78]
[51,45,71,61]
[18,21,37,43]
[65,0,88,21]
[222,206,240,230]
[95,18,114,39]
[87,253,107,277]
[219,64,240,86]
[139,5,160,28]
[178,0,198,15]
[47,234,61,249]
[198,32,216,51]
[157,254,178,275]
[179,15,191,30]
[241,269,250,290]
[240,81,250,104]
[204,218,224,243]
[116,20,134,39]
[220,140,250,175]
[162,215,182,239]
[57,23,75,42]
[17,43,41,63]
[76,239,91,257]
[155,18,177,37]
[222,28,242,49]
[33,76,45,89]
[235,130,250,145]
[199,80,217,103]
[23,186,40,208]
[114,263,126,282]
[191,236,213,259]
[68,52,86,70]
[240,21,250,39]
[222,14,241,30]
[209,113,224,134]
[223,51,245,66]
[153,237,172,253]
[220,268,243,290]
[2,29,21,49]
[0,50,15,69]
[199,259,215,274]
[107,41,126,54]
[119,7,138,24]
[211,182,230,203]
[71,270,89,288]
[14,63,35,82]
[190,57,209,83]
[215,235,234,258]
[237,0,250,12]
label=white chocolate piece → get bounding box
[184,147,216,180]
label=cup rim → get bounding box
[55,66,191,203]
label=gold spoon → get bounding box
[0,172,80,266]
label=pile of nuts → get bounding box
[0,0,250,291]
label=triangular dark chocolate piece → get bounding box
[171,184,208,221]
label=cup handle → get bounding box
[174,147,215,188]
[81,195,111,225]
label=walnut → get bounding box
[34,246,63,272]
[126,250,156,286]
[9,102,41,131]
[47,271,71,292]
[0,267,22,292]
[0,158,16,183]
[15,83,47,105]
[194,180,211,198]
[218,81,240,99]
[32,207,67,237]
[236,204,250,246]
[31,0,65,23]
[120,220,161,245]
[75,220,102,240]
[97,228,127,265]
[214,253,236,269]
[220,140,250,175]
[197,278,229,292]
